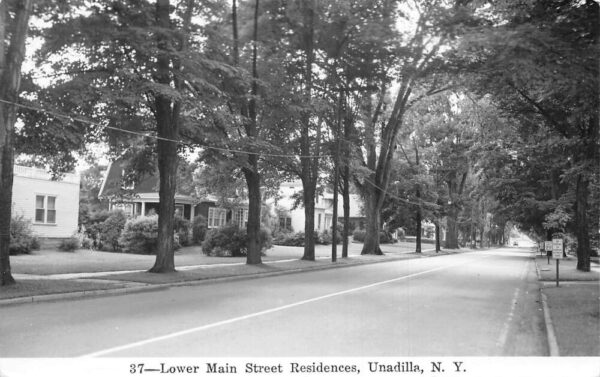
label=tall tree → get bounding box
[456,0,599,270]
[353,0,471,254]
[34,0,218,272]
[0,0,33,286]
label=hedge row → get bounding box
[81,210,202,254]
[201,224,273,257]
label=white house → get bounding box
[11,165,80,241]
[272,181,365,233]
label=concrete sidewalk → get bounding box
[534,254,600,356]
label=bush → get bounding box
[119,215,159,254]
[58,237,80,252]
[379,230,397,244]
[317,230,343,245]
[259,226,273,251]
[352,229,397,244]
[353,229,366,242]
[83,210,111,249]
[100,210,128,251]
[273,230,305,246]
[174,216,192,246]
[192,215,208,244]
[202,224,272,257]
[79,234,93,249]
[9,214,39,255]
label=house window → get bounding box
[111,202,133,216]
[35,195,56,224]
[120,169,135,190]
[324,215,332,230]
[208,207,227,229]
[279,216,292,230]
[233,208,248,228]
[317,213,322,230]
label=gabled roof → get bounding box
[98,159,191,200]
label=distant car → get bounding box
[513,241,518,246]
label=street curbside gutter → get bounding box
[532,254,560,357]
[0,284,168,307]
[540,291,560,356]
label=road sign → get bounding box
[552,238,564,259]
[545,241,553,252]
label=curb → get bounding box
[0,284,168,307]
[533,255,560,357]
[0,248,460,307]
[540,291,560,356]
[0,252,424,305]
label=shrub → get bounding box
[80,235,93,249]
[9,214,39,255]
[352,229,397,244]
[83,210,111,249]
[174,216,192,246]
[202,224,246,257]
[259,226,273,251]
[119,215,159,254]
[273,231,306,246]
[202,224,272,257]
[396,227,406,241]
[192,215,208,244]
[353,229,366,242]
[58,237,80,252]
[273,230,301,246]
[379,230,397,244]
[99,210,127,251]
[317,230,343,245]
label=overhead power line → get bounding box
[1,98,438,208]
[0,98,331,159]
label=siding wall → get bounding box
[274,182,365,233]
[11,166,80,238]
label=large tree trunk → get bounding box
[575,174,591,272]
[361,190,383,255]
[300,0,318,261]
[243,0,262,265]
[342,164,350,258]
[415,185,422,253]
[244,166,262,264]
[302,184,316,260]
[150,0,178,273]
[0,127,14,286]
[341,101,351,258]
[0,0,33,286]
[445,205,459,249]
[414,142,422,253]
[415,205,422,253]
[435,219,441,253]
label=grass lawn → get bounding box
[9,241,429,276]
[1,241,450,300]
[9,246,243,275]
[543,283,600,356]
[0,279,128,300]
[536,255,600,281]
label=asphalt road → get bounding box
[0,247,548,357]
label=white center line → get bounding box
[81,256,488,358]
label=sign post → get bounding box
[552,238,564,287]
[545,241,553,264]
